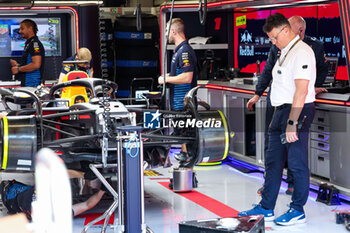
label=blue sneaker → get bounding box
[274,208,306,226]
[238,204,275,221]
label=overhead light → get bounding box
[34,0,103,4]
[0,0,31,2]
[247,0,328,8]
[0,13,38,15]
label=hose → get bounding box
[161,0,175,99]
[198,0,207,26]
[134,3,142,32]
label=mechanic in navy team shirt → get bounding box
[158,18,197,163]
[10,19,45,87]
[58,47,93,83]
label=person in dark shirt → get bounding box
[58,47,93,83]
[158,18,197,111]
[1,170,106,220]
[10,19,45,87]
[158,18,197,164]
[246,15,328,195]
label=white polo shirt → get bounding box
[270,35,316,107]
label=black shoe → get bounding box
[174,152,189,162]
[179,156,195,168]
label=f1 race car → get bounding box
[0,78,229,171]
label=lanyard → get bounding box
[277,38,301,66]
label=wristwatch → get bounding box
[287,119,298,126]
[17,66,21,72]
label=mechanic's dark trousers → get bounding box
[260,103,315,212]
[264,94,294,188]
[286,166,294,188]
[263,97,294,189]
[264,93,274,155]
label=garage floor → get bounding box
[71,153,350,233]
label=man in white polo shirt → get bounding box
[238,13,316,226]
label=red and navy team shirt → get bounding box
[21,36,45,87]
[169,40,197,111]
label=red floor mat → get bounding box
[158,181,239,218]
[77,212,115,226]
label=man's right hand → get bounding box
[11,66,19,75]
[246,95,260,111]
[10,59,18,67]
[158,76,165,85]
[315,87,328,95]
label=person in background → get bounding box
[10,19,45,87]
[246,15,328,195]
[0,110,106,218]
[58,47,94,83]
[68,170,106,217]
[1,169,106,219]
[289,16,328,94]
[239,13,316,226]
[158,18,197,166]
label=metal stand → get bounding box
[81,164,119,233]
[316,183,341,205]
[116,126,146,233]
[80,125,146,233]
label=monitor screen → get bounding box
[0,18,61,57]
[234,3,348,80]
[325,57,338,83]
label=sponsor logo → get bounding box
[0,24,8,34]
[144,33,152,39]
[239,45,254,56]
[333,36,340,44]
[240,30,252,44]
[236,15,246,26]
[182,52,189,59]
[131,33,141,39]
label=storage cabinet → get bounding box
[329,110,350,189]
[309,109,330,179]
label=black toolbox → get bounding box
[179,215,265,233]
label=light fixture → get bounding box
[0,13,38,15]
[34,0,103,5]
[247,0,328,9]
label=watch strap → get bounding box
[288,119,298,126]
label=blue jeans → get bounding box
[260,103,315,212]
